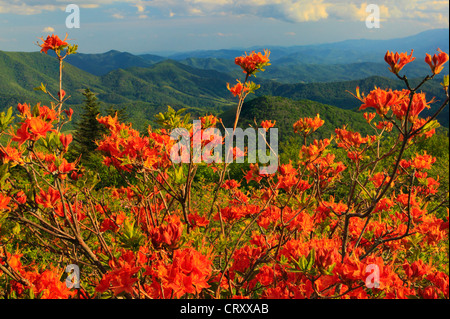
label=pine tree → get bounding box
[73,88,105,159]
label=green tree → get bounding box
[73,88,105,159]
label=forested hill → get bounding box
[1,48,448,131]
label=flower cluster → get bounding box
[0,35,448,300]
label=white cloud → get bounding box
[112,12,125,19]
[0,0,448,27]
[42,26,55,32]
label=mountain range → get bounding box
[0,28,448,137]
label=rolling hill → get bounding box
[25,28,449,84]
[1,31,449,133]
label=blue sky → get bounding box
[0,0,449,54]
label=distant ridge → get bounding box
[1,28,448,132]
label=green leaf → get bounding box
[441,75,449,88]
[0,107,14,130]
[33,82,47,93]
[299,256,307,271]
[306,248,315,271]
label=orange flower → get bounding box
[27,117,54,140]
[17,103,31,117]
[149,215,183,250]
[235,49,270,76]
[39,34,68,54]
[59,133,73,152]
[359,87,403,116]
[293,114,324,135]
[58,89,66,100]
[391,92,431,123]
[35,187,61,209]
[0,143,22,164]
[11,122,32,147]
[0,193,11,211]
[200,114,218,128]
[261,120,276,131]
[187,212,210,229]
[425,49,449,75]
[412,151,435,170]
[363,112,376,124]
[227,80,249,97]
[384,50,415,74]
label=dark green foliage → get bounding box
[72,88,105,158]
[1,50,448,128]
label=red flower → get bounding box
[0,144,22,164]
[235,50,270,76]
[59,133,73,152]
[293,114,324,135]
[187,212,210,228]
[35,187,61,209]
[28,117,54,140]
[11,122,32,147]
[64,108,74,119]
[39,34,68,54]
[384,50,415,74]
[0,193,11,211]
[227,80,249,97]
[261,120,276,131]
[391,92,432,123]
[425,49,449,75]
[403,260,432,280]
[359,88,403,116]
[411,151,435,170]
[17,103,31,117]
[58,89,66,100]
[149,215,183,249]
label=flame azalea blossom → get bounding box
[384,50,415,74]
[227,80,250,97]
[235,49,270,76]
[0,193,11,211]
[293,114,324,136]
[0,144,23,165]
[261,120,276,131]
[39,34,68,54]
[149,215,183,250]
[359,87,404,116]
[1,40,449,301]
[391,92,432,123]
[59,133,72,152]
[425,49,449,75]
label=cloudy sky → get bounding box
[0,0,448,54]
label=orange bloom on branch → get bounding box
[425,49,449,75]
[359,87,404,116]
[59,133,73,152]
[227,80,249,97]
[384,50,415,74]
[261,120,276,131]
[235,49,270,76]
[293,114,324,135]
[39,34,68,54]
